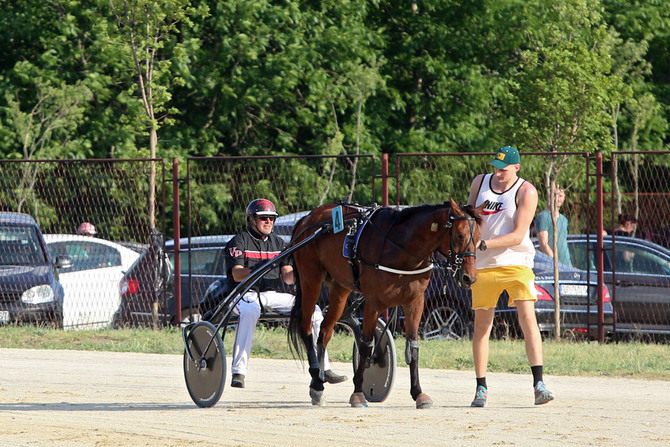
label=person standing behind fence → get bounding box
[613,214,638,271]
[224,198,346,389]
[467,146,554,407]
[614,214,637,237]
[535,187,572,267]
[77,222,97,237]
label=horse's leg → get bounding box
[294,259,328,405]
[314,282,350,391]
[404,298,434,409]
[349,305,379,408]
[318,282,350,348]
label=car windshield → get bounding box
[0,226,48,266]
[168,248,225,275]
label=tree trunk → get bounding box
[149,127,157,229]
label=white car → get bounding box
[44,235,141,330]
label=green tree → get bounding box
[2,70,92,214]
[161,0,385,230]
[364,0,536,156]
[602,0,670,219]
[504,0,629,338]
[98,0,208,226]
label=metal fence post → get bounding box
[596,152,605,343]
[173,158,181,325]
[382,154,389,207]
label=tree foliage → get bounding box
[1,0,670,176]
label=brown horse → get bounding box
[288,198,483,408]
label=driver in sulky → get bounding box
[224,198,347,389]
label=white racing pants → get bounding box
[231,290,331,376]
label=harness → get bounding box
[342,204,381,291]
[342,203,478,291]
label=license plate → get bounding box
[559,284,588,296]
[0,311,9,322]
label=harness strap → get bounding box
[345,204,381,291]
[377,263,434,275]
[346,221,360,291]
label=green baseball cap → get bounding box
[489,146,520,169]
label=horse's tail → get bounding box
[287,265,306,360]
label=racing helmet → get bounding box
[245,198,278,225]
[77,222,97,236]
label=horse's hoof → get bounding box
[310,387,325,406]
[415,393,434,409]
[349,392,368,408]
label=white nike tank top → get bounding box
[474,173,535,268]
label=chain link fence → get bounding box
[393,152,597,340]
[185,155,376,237]
[1,152,669,342]
[0,159,165,329]
[605,152,670,340]
[170,155,376,325]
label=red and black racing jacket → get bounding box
[224,229,290,292]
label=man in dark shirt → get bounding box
[613,214,638,271]
[614,214,637,237]
[224,198,345,388]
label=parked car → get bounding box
[567,234,670,339]
[44,234,140,330]
[113,234,232,327]
[274,211,309,241]
[114,240,149,254]
[0,212,71,326]
[166,235,232,323]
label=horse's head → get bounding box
[439,198,484,289]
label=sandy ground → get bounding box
[0,348,669,446]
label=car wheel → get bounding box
[421,305,469,341]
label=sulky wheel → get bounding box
[183,321,226,408]
[352,318,397,403]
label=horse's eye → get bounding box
[456,233,464,241]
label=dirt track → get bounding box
[0,348,668,446]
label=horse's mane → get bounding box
[393,202,483,225]
[393,204,443,224]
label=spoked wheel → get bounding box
[421,305,470,341]
[352,319,397,403]
[183,321,226,408]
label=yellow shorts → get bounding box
[471,266,537,310]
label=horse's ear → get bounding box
[449,198,464,217]
[475,200,488,215]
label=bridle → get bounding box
[437,210,478,277]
